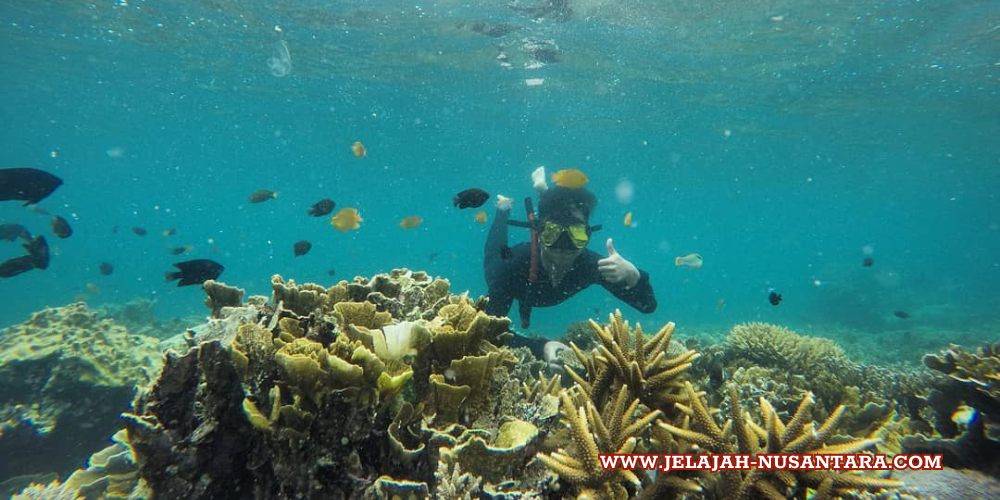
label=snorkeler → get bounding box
[483,167,656,331]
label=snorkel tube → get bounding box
[524,197,539,284]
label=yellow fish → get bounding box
[399,216,423,229]
[623,212,633,227]
[330,208,363,232]
[675,253,703,270]
[474,210,487,224]
[351,141,367,158]
[551,168,589,188]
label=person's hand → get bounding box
[496,194,513,212]
[598,238,640,288]
[532,166,548,193]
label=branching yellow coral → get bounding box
[537,387,656,500]
[566,309,698,412]
[659,382,903,500]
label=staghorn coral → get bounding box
[566,309,698,413]
[658,382,903,500]
[537,385,678,500]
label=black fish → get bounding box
[708,358,727,389]
[500,244,513,260]
[327,269,336,277]
[0,223,30,242]
[248,189,277,203]
[99,262,114,276]
[293,240,312,257]
[132,227,147,236]
[307,198,336,217]
[51,215,72,239]
[894,310,910,319]
[768,288,782,306]
[862,256,874,267]
[0,168,63,205]
[453,188,489,209]
[0,255,35,278]
[0,236,49,278]
[165,259,224,287]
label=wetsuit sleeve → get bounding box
[484,209,515,317]
[601,268,657,313]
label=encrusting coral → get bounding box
[0,303,161,482]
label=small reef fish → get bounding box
[429,252,439,262]
[165,259,224,287]
[551,169,589,188]
[623,212,633,227]
[453,188,489,209]
[894,310,911,319]
[170,245,194,255]
[474,210,487,224]
[716,298,725,311]
[51,215,72,239]
[86,283,100,295]
[768,288,783,306]
[248,190,277,203]
[0,223,30,242]
[862,256,874,267]
[293,240,312,256]
[0,236,49,278]
[707,358,727,389]
[132,227,148,236]
[307,198,336,217]
[330,208,363,232]
[0,167,63,205]
[399,216,423,229]
[162,228,178,237]
[327,269,336,277]
[99,262,114,276]
[674,253,703,270]
[351,141,367,158]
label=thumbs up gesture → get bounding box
[598,238,640,288]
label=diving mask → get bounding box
[539,221,590,249]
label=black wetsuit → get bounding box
[484,209,656,329]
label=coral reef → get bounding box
[118,269,553,500]
[658,383,902,500]
[0,303,161,482]
[899,342,1000,474]
[565,310,699,413]
[202,280,245,318]
[721,322,933,435]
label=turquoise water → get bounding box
[1,0,998,354]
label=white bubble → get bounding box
[615,179,634,204]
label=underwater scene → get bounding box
[1,0,998,499]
